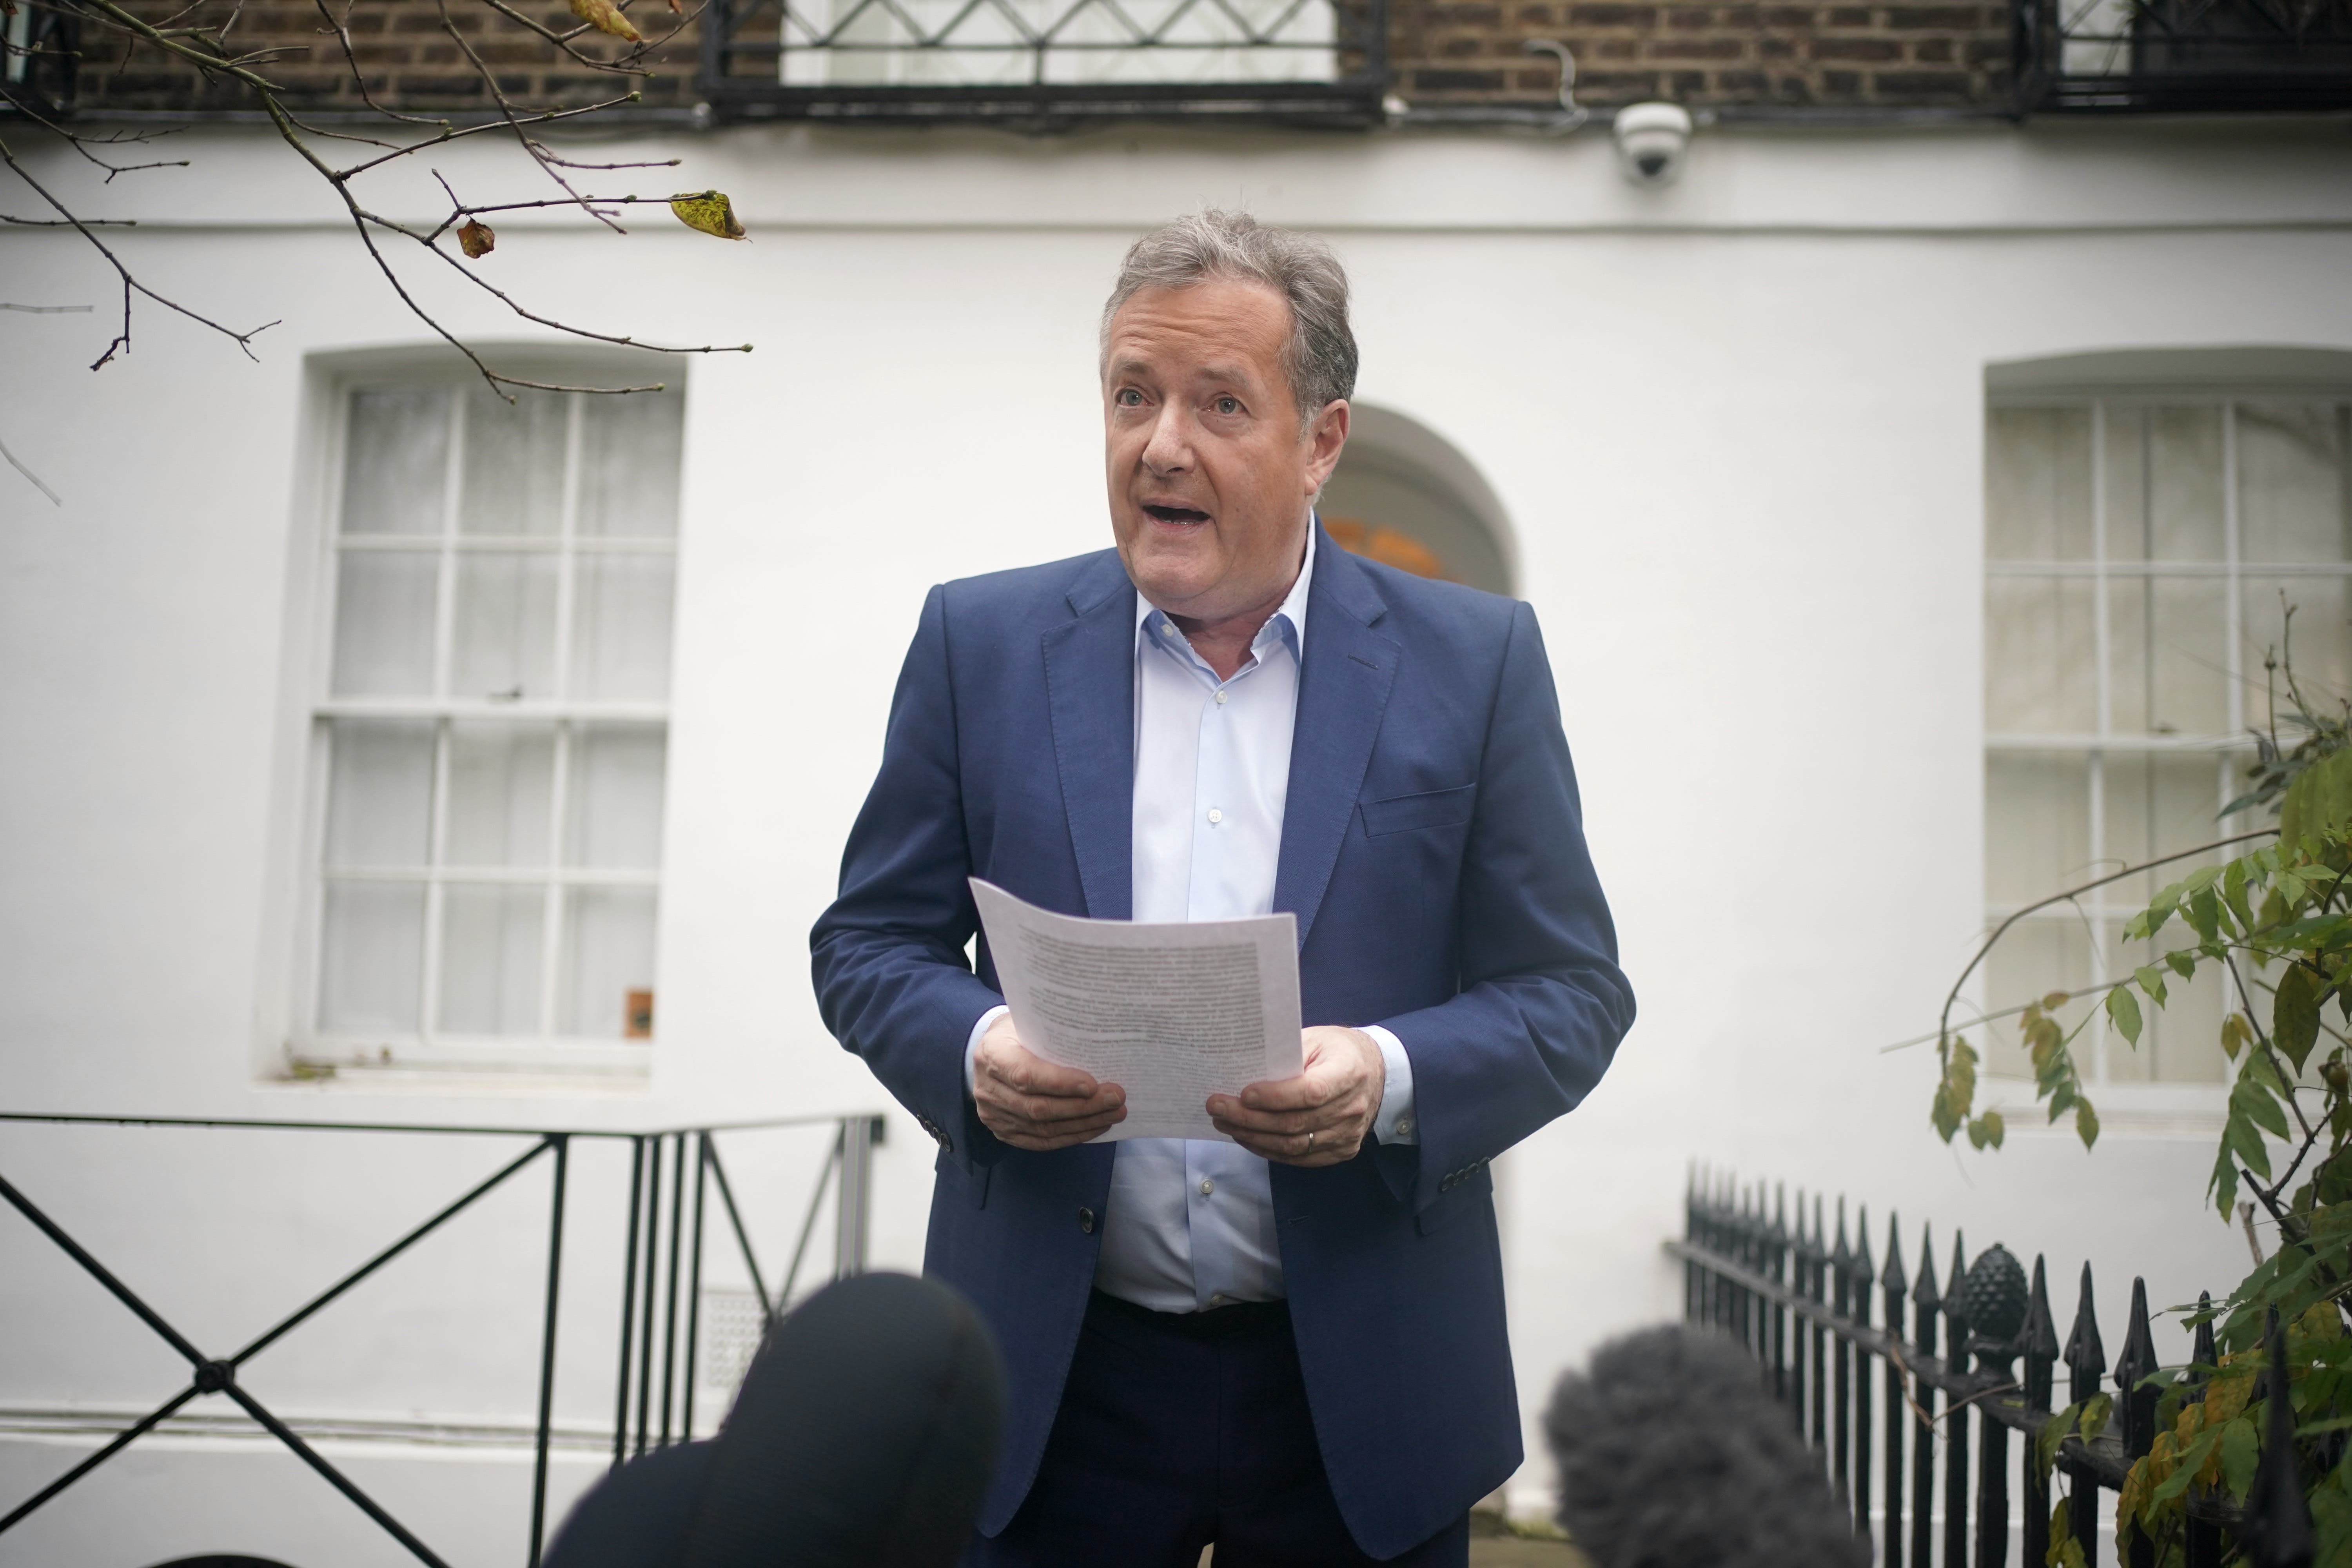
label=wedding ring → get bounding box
[1305,1130,1316,1152]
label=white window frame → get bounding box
[284,364,681,1080]
[1983,379,2352,1125]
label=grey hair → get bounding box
[1100,209,1357,426]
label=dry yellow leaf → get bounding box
[457,219,496,258]
[669,190,746,240]
[569,0,642,42]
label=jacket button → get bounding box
[1077,1206,1096,1234]
[937,1132,953,1154]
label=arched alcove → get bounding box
[1319,405,1516,596]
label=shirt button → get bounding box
[1199,1178,1214,1196]
[1207,808,1223,825]
[1209,1292,1228,1307]
[1214,690,1228,705]
[1394,1117,1413,1137]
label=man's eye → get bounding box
[1116,389,1144,407]
[1214,397,1240,415]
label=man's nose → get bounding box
[1140,406,1191,473]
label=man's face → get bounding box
[1103,278,1348,625]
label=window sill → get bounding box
[1982,1076,2225,1138]
[285,1036,652,1088]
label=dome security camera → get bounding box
[1612,102,1693,187]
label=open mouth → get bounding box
[1142,503,1210,526]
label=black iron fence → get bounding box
[0,1108,885,1568]
[1673,1172,2318,1567]
[2013,0,2352,112]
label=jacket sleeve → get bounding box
[810,584,1005,1172]
[1374,599,1635,1213]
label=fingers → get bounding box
[971,1018,1125,1150]
[1220,1120,1361,1167]
[976,1025,1100,1100]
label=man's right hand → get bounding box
[973,1013,1127,1151]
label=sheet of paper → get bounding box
[969,879,1304,1142]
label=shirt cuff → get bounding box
[965,1005,1009,1099]
[1363,1025,1417,1145]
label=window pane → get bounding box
[2144,406,2227,562]
[1986,407,2093,562]
[325,719,436,867]
[446,722,555,867]
[559,887,656,1038]
[2101,751,2230,910]
[2239,402,2348,566]
[1987,753,2089,906]
[2112,933,2228,1084]
[1982,918,2092,1078]
[566,726,666,869]
[1987,577,2096,732]
[461,388,568,537]
[2245,577,2352,714]
[343,387,449,536]
[438,884,544,1035]
[2108,577,2229,737]
[578,392,684,538]
[319,880,424,1032]
[572,554,675,701]
[331,551,439,696]
[452,552,558,701]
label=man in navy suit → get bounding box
[811,211,1633,1567]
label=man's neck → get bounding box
[1163,528,1310,681]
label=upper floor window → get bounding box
[1985,387,2352,1086]
[299,380,683,1073]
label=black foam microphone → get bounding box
[1543,1325,1869,1568]
[544,1270,1006,1568]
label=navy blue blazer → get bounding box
[810,526,1634,1557]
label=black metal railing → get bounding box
[1674,1172,2318,1567]
[2014,0,2352,112]
[695,0,1387,125]
[0,1107,885,1568]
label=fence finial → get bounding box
[1943,1230,1971,1346]
[1880,1212,1907,1308]
[2116,1277,2158,1460]
[2246,1305,2318,1568]
[2063,1261,2105,1403]
[1853,1205,1875,1291]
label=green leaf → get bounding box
[2081,1393,2113,1441]
[2219,1414,2256,1498]
[2168,949,2201,980]
[2109,987,2144,1046]
[2076,1099,2100,1150]
[2135,965,2171,1006]
[1967,1111,2005,1151]
[2277,962,2325,1073]
[2212,1138,2243,1216]
[2188,886,2224,943]
[2151,1427,2223,1503]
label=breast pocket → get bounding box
[1358,783,1477,838]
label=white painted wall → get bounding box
[3,111,2350,1561]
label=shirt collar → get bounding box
[1134,518,1316,667]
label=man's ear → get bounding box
[1303,399,1350,495]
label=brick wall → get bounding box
[1389,0,2013,108]
[53,0,702,114]
[24,0,2009,115]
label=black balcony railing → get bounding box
[695,0,1387,125]
[1675,1171,2320,1568]
[0,1107,885,1568]
[2016,0,2352,111]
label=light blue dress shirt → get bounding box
[967,532,1417,1313]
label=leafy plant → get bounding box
[1929,634,2352,1564]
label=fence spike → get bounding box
[1912,1223,1940,1322]
[1853,1205,1875,1290]
[2116,1277,2158,1459]
[2245,1305,2318,1568]
[1833,1198,1854,1295]
[2024,1256,2058,1391]
[1944,1229,1971,1343]
[2192,1290,2217,1383]
[1881,1211,1907,1306]
[2064,1261,2105,1401]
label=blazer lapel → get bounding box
[1042,552,1137,921]
[1274,528,1399,951]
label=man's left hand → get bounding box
[1208,1026,1384,1167]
